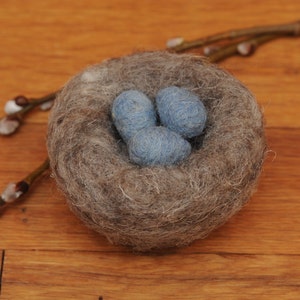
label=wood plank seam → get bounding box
[0,250,5,296]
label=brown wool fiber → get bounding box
[47,51,266,252]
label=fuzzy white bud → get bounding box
[40,100,54,111]
[166,37,184,48]
[1,183,23,203]
[0,117,20,135]
[237,42,255,56]
[4,100,23,115]
[203,45,220,56]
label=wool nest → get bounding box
[47,51,266,252]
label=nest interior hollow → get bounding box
[47,51,266,252]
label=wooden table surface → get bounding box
[0,1,300,299]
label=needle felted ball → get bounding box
[156,86,207,138]
[128,126,191,166]
[47,51,266,252]
[112,89,193,166]
[111,90,157,142]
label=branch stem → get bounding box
[23,158,50,186]
[171,20,300,53]
[208,34,279,63]
[0,158,50,209]
[9,91,58,121]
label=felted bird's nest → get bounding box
[47,51,266,252]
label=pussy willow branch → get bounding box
[8,91,57,121]
[24,158,50,186]
[1,20,300,209]
[0,158,49,208]
[207,34,280,63]
[0,91,58,136]
[170,20,300,53]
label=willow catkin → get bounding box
[47,51,266,252]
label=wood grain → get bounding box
[0,0,300,299]
[0,250,4,295]
[2,250,300,300]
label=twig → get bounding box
[0,91,58,136]
[8,91,57,120]
[169,20,300,53]
[0,158,50,208]
[207,34,280,63]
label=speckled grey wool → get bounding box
[47,51,266,252]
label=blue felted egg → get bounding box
[156,86,207,139]
[128,126,191,166]
[112,90,157,142]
